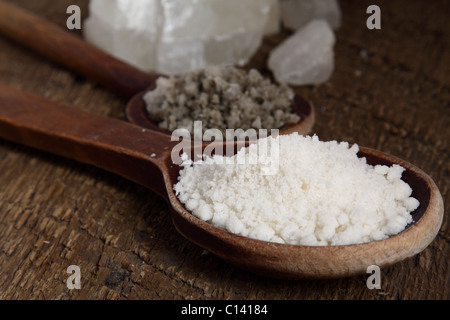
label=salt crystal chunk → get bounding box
[268,19,336,86]
[264,0,281,35]
[404,197,420,212]
[84,0,280,75]
[374,165,389,175]
[387,165,405,182]
[280,0,342,30]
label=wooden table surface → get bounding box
[0,0,448,300]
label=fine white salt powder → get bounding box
[173,134,420,246]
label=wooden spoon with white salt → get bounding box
[0,1,315,137]
[0,83,443,280]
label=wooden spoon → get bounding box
[0,83,443,279]
[0,1,315,136]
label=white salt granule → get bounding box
[173,134,420,246]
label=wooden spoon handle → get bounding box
[0,83,175,199]
[0,1,160,99]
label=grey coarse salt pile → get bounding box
[144,66,300,137]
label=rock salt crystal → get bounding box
[268,19,336,86]
[280,0,342,30]
[83,0,280,75]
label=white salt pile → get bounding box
[174,134,420,246]
[268,19,336,86]
[83,0,280,75]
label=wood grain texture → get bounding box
[0,0,448,299]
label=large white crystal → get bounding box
[268,19,336,86]
[280,0,341,30]
[83,0,280,75]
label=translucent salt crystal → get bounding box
[280,0,341,30]
[268,19,336,86]
[84,0,162,70]
[83,0,279,75]
[264,0,281,35]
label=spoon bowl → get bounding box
[125,86,315,137]
[166,146,443,279]
[0,84,443,280]
[0,1,315,137]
